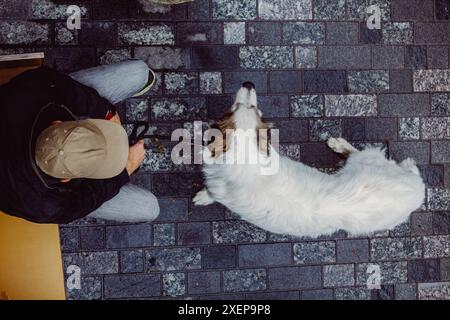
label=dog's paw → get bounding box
[327,137,356,154]
[193,189,215,206]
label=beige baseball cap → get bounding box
[35,119,129,179]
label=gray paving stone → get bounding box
[389,142,430,165]
[164,72,198,95]
[291,95,323,118]
[413,69,450,92]
[177,222,211,245]
[295,46,317,68]
[269,71,302,93]
[104,274,161,298]
[378,94,430,117]
[432,141,450,164]
[326,22,358,45]
[240,46,293,69]
[309,119,342,141]
[98,48,131,66]
[80,227,105,250]
[337,239,369,263]
[145,247,201,271]
[428,47,449,69]
[224,22,245,44]
[55,22,77,46]
[399,118,420,140]
[153,224,175,246]
[303,70,347,93]
[293,241,335,265]
[436,0,450,20]
[279,144,302,161]
[118,249,144,275]
[366,118,397,141]
[32,0,88,19]
[268,266,322,290]
[347,0,391,21]
[66,276,102,300]
[163,273,185,297]
[391,0,434,20]
[300,143,342,168]
[420,166,445,187]
[106,224,152,249]
[202,245,237,269]
[432,94,450,116]
[223,71,268,94]
[188,0,210,20]
[371,237,423,261]
[383,22,413,45]
[135,47,190,70]
[441,258,450,280]
[176,22,222,45]
[325,95,377,117]
[188,271,221,294]
[0,0,30,19]
[247,291,299,300]
[239,243,291,267]
[348,70,389,93]
[411,212,433,236]
[118,23,174,45]
[418,282,450,300]
[422,117,450,139]
[126,98,148,122]
[360,22,382,44]
[414,22,450,45]
[63,251,119,275]
[192,46,239,70]
[258,95,290,118]
[189,203,226,221]
[395,283,417,300]
[258,0,312,20]
[212,221,267,244]
[274,119,309,142]
[356,261,408,285]
[318,46,371,69]
[433,211,450,234]
[248,22,281,45]
[283,22,325,45]
[199,72,222,94]
[335,287,370,300]
[223,269,267,292]
[60,227,80,252]
[79,22,116,47]
[323,264,355,287]
[372,46,405,69]
[212,0,257,20]
[406,46,427,69]
[343,118,366,141]
[427,188,450,211]
[313,0,345,20]
[0,21,49,45]
[149,97,206,121]
[301,289,333,300]
[408,259,440,282]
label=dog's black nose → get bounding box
[242,81,255,90]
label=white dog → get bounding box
[193,83,425,238]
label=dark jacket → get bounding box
[0,67,130,223]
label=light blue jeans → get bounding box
[70,60,160,222]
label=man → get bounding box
[0,60,160,223]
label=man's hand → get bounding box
[109,113,121,125]
[126,140,145,176]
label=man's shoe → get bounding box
[132,68,156,97]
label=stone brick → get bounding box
[378,94,430,117]
[156,198,188,222]
[192,46,239,70]
[433,211,450,234]
[441,258,450,280]
[149,97,206,121]
[164,72,198,95]
[420,166,445,187]
[223,71,268,94]
[383,22,413,45]
[418,282,450,299]
[118,23,174,45]
[153,172,203,197]
[300,143,341,168]
[104,274,161,298]
[239,243,291,267]
[177,222,210,245]
[199,72,222,94]
[366,118,397,141]
[212,220,266,244]
[188,271,221,294]
[190,203,226,221]
[428,46,449,69]
[293,241,335,264]
[348,70,389,93]
[224,22,246,44]
[269,71,302,93]
[431,141,450,164]
[0,21,49,45]
[295,46,317,68]
[273,119,309,142]
[248,22,281,45]
[212,0,257,20]
[395,283,417,300]
[44,48,97,72]
[301,289,333,300]
[411,212,434,236]
[223,269,267,292]
[391,0,434,20]
[399,117,420,140]
[372,46,405,69]
[163,273,185,297]
[177,22,222,45]
[309,119,342,141]
[79,22,116,47]
[436,0,450,20]
[268,266,322,290]
[303,70,347,93]
[80,227,105,250]
[360,22,382,44]
[60,227,80,252]
[390,70,412,93]
[153,223,175,246]
[283,22,325,45]
[406,46,428,69]
[414,22,450,44]
[258,95,290,118]
[135,47,190,70]
[0,0,30,19]
[337,239,369,263]
[323,264,355,287]
[258,0,312,20]
[63,251,119,275]
[347,0,391,21]
[247,291,300,300]
[389,142,430,165]
[318,46,371,69]
[106,224,152,249]
[371,237,423,260]
[325,95,377,116]
[335,287,370,300]
[422,117,450,139]
[408,259,440,282]
[120,250,144,273]
[55,22,77,46]
[145,247,201,271]
[414,69,450,92]
[356,261,408,285]
[343,118,366,141]
[428,188,450,210]
[32,0,88,19]
[325,22,358,45]
[313,0,345,20]
[202,245,237,269]
[240,46,293,69]
[291,95,323,118]
[66,276,102,300]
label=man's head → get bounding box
[35,119,129,180]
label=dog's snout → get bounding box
[242,82,255,90]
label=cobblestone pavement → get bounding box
[1,0,450,300]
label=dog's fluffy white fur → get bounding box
[194,86,425,238]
